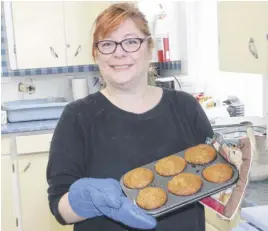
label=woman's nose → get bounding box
[113,44,126,58]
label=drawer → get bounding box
[1,138,11,155]
[16,134,53,154]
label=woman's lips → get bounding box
[110,64,133,70]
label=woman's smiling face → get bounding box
[95,18,152,88]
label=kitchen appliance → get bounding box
[155,76,194,93]
[155,76,177,89]
[223,96,245,117]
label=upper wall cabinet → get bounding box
[63,1,111,66]
[218,1,268,75]
[10,2,67,69]
[4,1,112,69]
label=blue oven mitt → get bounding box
[68,178,157,230]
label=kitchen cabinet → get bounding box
[16,152,51,231]
[5,1,112,69]
[1,133,73,231]
[63,1,111,66]
[1,156,18,231]
[217,1,268,74]
[11,2,67,69]
[1,137,11,155]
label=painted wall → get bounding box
[184,1,264,116]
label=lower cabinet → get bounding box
[1,134,74,231]
[1,156,17,231]
[16,153,51,231]
[16,152,73,231]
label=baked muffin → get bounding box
[168,173,203,196]
[123,167,154,189]
[184,144,216,164]
[136,187,167,210]
[155,155,187,176]
[202,163,233,183]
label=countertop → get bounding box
[211,116,267,127]
[1,119,58,134]
[2,116,266,135]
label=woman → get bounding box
[47,3,213,231]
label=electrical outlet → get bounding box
[18,82,36,94]
[18,83,26,92]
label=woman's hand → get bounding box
[68,178,157,230]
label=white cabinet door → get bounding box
[17,153,51,231]
[1,137,11,155]
[63,1,112,66]
[1,156,17,231]
[218,1,268,74]
[11,2,67,69]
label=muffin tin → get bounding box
[119,144,239,217]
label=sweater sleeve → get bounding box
[46,103,86,225]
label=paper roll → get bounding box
[1,110,7,125]
[71,78,89,100]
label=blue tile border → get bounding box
[1,3,181,77]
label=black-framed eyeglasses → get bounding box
[95,36,151,55]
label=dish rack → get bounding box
[213,124,268,181]
[2,97,69,123]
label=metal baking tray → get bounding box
[119,145,239,217]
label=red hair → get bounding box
[91,3,154,61]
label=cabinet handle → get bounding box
[74,45,81,57]
[50,47,59,58]
[23,160,32,172]
[248,37,258,59]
